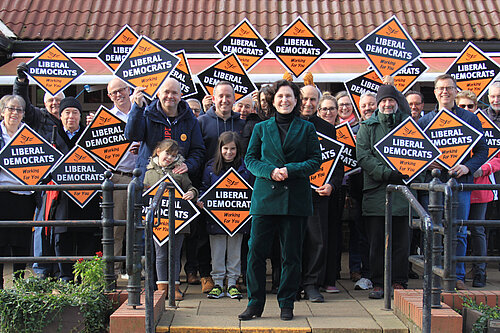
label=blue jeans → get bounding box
[455,191,471,281]
[469,203,487,276]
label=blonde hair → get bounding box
[456,90,477,104]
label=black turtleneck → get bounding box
[275,112,295,144]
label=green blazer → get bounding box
[245,116,321,216]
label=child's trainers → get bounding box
[207,285,224,299]
[227,285,242,299]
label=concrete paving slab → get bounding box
[240,316,310,332]
[307,300,370,317]
[372,315,408,333]
[307,316,381,332]
[170,313,241,333]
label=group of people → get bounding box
[0,65,499,321]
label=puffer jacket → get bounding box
[471,153,500,203]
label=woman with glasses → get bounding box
[0,95,36,288]
[336,91,359,130]
[317,92,339,126]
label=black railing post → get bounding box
[444,177,458,292]
[384,187,393,310]
[127,169,143,307]
[428,169,443,307]
[101,170,115,292]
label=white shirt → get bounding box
[109,105,139,173]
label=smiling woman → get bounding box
[0,95,36,289]
[241,79,322,321]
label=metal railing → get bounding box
[143,180,175,333]
[385,169,500,333]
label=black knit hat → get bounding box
[376,85,399,106]
[59,97,82,114]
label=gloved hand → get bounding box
[388,170,409,184]
[17,62,28,80]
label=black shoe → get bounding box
[238,305,264,320]
[472,274,486,288]
[408,269,419,279]
[304,285,324,303]
[280,307,293,321]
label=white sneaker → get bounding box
[355,278,373,290]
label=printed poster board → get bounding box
[114,36,180,99]
[76,105,132,170]
[198,167,253,237]
[142,174,200,246]
[374,117,441,184]
[51,146,107,208]
[335,122,359,176]
[0,124,63,185]
[310,132,344,189]
[214,18,268,71]
[356,15,422,79]
[423,109,483,170]
[97,24,139,72]
[267,16,330,78]
[25,43,85,97]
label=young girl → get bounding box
[198,131,254,299]
[144,139,198,301]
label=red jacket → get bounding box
[471,153,500,203]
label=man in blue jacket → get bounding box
[198,81,245,159]
[124,77,205,180]
[418,74,488,290]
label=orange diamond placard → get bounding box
[51,146,107,208]
[0,124,63,185]
[267,16,330,78]
[97,24,139,72]
[375,118,441,184]
[25,43,85,96]
[335,123,359,176]
[214,18,268,71]
[475,109,500,162]
[197,53,257,102]
[356,15,421,79]
[142,174,200,246]
[445,42,500,99]
[170,50,198,98]
[424,109,483,169]
[310,133,344,189]
[114,36,180,99]
[76,106,132,170]
[198,167,253,236]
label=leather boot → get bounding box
[156,281,168,297]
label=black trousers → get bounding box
[366,215,409,288]
[302,196,329,287]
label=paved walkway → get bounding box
[153,258,500,332]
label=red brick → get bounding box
[110,291,166,333]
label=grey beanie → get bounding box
[376,85,399,106]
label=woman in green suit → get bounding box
[239,80,321,321]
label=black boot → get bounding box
[280,307,293,320]
[238,305,264,320]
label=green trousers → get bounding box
[246,215,306,309]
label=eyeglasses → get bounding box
[319,107,337,113]
[459,104,475,109]
[435,86,456,92]
[4,106,24,114]
[338,103,352,108]
[109,86,128,96]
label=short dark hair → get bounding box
[405,90,424,103]
[434,74,457,87]
[271,79,302,117]
[214,80,234,95]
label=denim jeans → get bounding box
[469,202,488,276]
